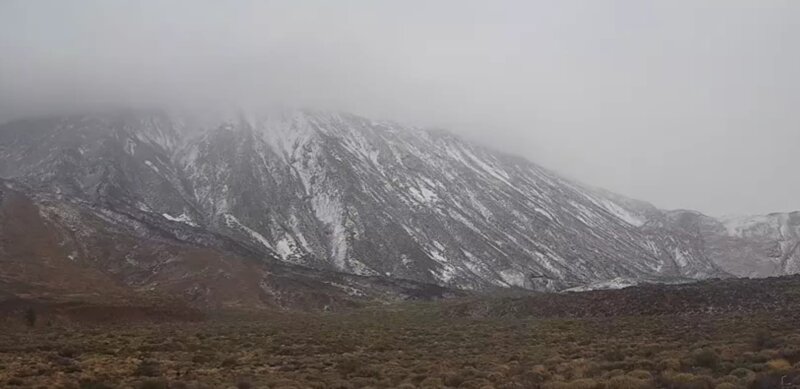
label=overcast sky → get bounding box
[1,1,798,216]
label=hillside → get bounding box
[0,109,798,305]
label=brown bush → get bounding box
[765,359,791,372]
[692,349,720,370]
[753,330,781,350]
[542,378,602,389]
[137,378,168,389]
[607,375,654,389]
[133,359,161,377]
[662,373,715,389]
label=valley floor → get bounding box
[2,303,800,389]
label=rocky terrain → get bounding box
[0,109,798,306]
[443,274,800,319]
[3,275,800,388]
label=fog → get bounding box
[1,0,798,216]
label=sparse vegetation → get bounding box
[23,307,36,327]
[133,359,161,377]
[1,302,800,388]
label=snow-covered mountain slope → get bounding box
[0,109,792,292]
[700,212,800,277]
[172,111,723,290]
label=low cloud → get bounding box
[1,0,798,215]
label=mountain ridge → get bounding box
[1,108,798,305]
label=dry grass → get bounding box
[1,304,799,388]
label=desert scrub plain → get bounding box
[2,307,800,388]
[2,277,800,388]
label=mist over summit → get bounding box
[2,1,799,216]
[1,109,797,306]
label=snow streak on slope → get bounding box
[0,109,757,292]
[715,213,800,276]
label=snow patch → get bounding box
[162,212,198,227]
[223,213,273,251]
[499,269,526,287]
[534,207,555,222]
[673,247,689,267]
[400,254,412,266]
[348,258,377,275]
[289,214,312,251]
[721,214,780,238]
[428,249,448,263]
[125,138,137,155]
[327,282,366,297]
[311,194,348,269]
[594,197,646,226]
[563,277,637,292]
[274,237,294,259]
[144,160,160,174]
[408,185,438,204]
[431,263,458,283]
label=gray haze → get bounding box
[1,0,798,216]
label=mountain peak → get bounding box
[1,110,798,297]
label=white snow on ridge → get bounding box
[720,214,775,238]
[579,190,647,227]
[274,237,294,260]
[311,194,348,269]
[134,117,179,152]
[673,247,689,267]
[499,269,526,287]
[161,212,198,227]
[534,207,555,222]
[347,258,377,276]
[563,277,637,292]
[569,201,596,226]
[125,138,137,155]
[595,197,646,227]
[428,248,448,263]
[223,213,273,251]
[258,112,316,163]
[454,144,514,186]
[408,185,438,204]
[431,262,458,283]
[326,281,366,297]
[289,214,312,252]
[144,160,160,174]
[221,216,304,262]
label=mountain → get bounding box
[0,109,797,304]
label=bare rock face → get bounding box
[0,109,796,300]
[691,212,800,277]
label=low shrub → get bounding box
[765,359,791,372]
[133,359,161,377]
[137,378,168,389]
[607,375,653,389]
[692,349,720,370]
[662,372,715,389]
